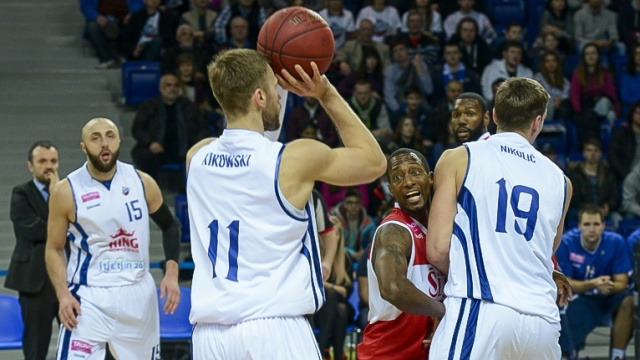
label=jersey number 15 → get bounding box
[495,178,540,241]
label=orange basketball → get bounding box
[257,6,335,79]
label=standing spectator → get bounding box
[122,0,178,62]
[608,101,640,182]
[285,96,340,147]
[5,141,60,360]
[331,188,377,261]
[213,0,266,48]
[565,138,620,223]
[180,0,218,47]
[619,0,640,50]
[318,0,355,51]
[430,39,480,103]
[131,74,209,181]
[533,51,571,121]
[384,37,433,122]
[537,0,575,55]
[400,0,443,41]
[349,80,393,140]
[398,10,441,68]
[621,46,640,111]
[481,41,533,102]
[450,17,493,75]
[570,42,620,146]
[443,0,497,45]
[556,205,633,360]
[573,0,625,57]
[334,19,391,77]
[355,0,402,43]
[336,46,385,99]
[80,0,144,69]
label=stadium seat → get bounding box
[563,55,579,79]
[175,194,190,243]
[619,219,640,239]
[158,287,192,341]
[0,295,23,350]
[122,61,161,106]
[486,0,526,26]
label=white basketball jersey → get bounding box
[446,132,566,323]
[66,162,150,287]
[187,129,324,325]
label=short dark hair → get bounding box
[344,187,363,200]
[457,17,478,34]
[502,40,523,53]
[505,22,523,32]
[387,148,429,177]
[582,138,602,151]
[455,92,488,114]
[578,204,605,224]
[403,85,423,99]
[28,140,57,163]
[390,36,411,51]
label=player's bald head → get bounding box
[81,118,119,142]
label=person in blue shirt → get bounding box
[556,204,634,360]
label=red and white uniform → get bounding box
[358,205,445,360]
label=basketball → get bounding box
[257,6,335,79]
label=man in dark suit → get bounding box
[4,140,60,360]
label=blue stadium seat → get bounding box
[158,287,192,341]
[486,0,526,26]
[175,194,190,243]
[0,295,23,350]
[563,55,579,79]
[526,0,546,45]
[610,54,628,87]
[619,219,640,239]
[122,61,161,106]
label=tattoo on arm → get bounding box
[385,244,405,265]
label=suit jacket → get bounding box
[4,181,50,294]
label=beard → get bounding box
[455,123,486,145]
[262,99,281,132]
[87,147,119,173]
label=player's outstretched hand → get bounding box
[276,62,330,101]
[552,270,573,306]
[160,265,181,315]
[59,292,82,331]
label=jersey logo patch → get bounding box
[81,191,100,203]
[122,186,130,195]
[71,340,92,354]
[569,252,585,264]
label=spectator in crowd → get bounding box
[131,74,209,181]
[180,0,218,47]
[285,96,339,148]
[493,22,529,65]
[366,144,395,222]
[621,46,640,111]
[570,42,620,147]
[573,0,625,57]
[318,0,355,51]
[331,188,377,261]
[619,0,640,50]
[388,116,425,157]
[443,0,497,45]
[481,41,533,102]
[355,0,402,43]
[431,39,480,103]
[538,0,575,55]
[355,245,370,329]
[349,80,393,140]
[218,16,252,50]
[321,183,371,212]
[556,204,633,360]
[122,0,178,62]
[314,218,354,360]
[400,0,443,41]
[334,19,391,77]
[213,0,266,47]
[398,10,441,68]
[337,46,385,99]
[534,51,571,121]
[432,80,463,151]
[609,101,640,182]
[566,138,620,223]
[621,156,640,219]
[400,86,432,143]
[384,37,433,122]
[450,17,493,75]
[539,142,564,170]
[81,0,144,69]
[450,91,490,144]
[161,24,211,75]
[530,30,567,72]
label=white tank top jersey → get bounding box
[187,129,324,325]
[66,161,150,287]
[446,132,567,324]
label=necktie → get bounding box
[43,186,49,202]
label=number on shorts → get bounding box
[208,220,240,281]
[495,178,539,241]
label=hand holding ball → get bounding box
[257,6,335,79]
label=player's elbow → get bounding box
[379,282,402,305]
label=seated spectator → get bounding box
[218,16,252,50]
[213,0,266,48]
[556,204,633,360]
[430,39,480,103]
[566,138,620,223]
[131,74,209,181]
[366,144,395,222]
[388,116,425,157]
[537,0,575,55]
[609,102,640,182]
[493,22,529,66]
[450,17,493,75]
[355,0,402,43]
[160,24,212,75]
[321,183,370,212]
[529,30,567,73]
[174,53,208,110]
[533,52,571,122]
[314,217,354,360]
[485,77,505,134]
[336,46,385,100]
[331,188,377,261]
[122,0,178,62]
[619,0,640,50]
[621,46,640,112]
[570,42,620,147]
[621,158,640,219]
[81,0,144,69]
[451,92,490,144]
[397,10,440,68]
[384,37,433,122]
[481,41,533,102]
[355,244,370,329]
[573,0,626,58]
[334,19,391,78]
[285,96,339,148]
[349,80,393,140]
[443,0,497,45]
[398,86,434,148]
[431,80,463,151]
[180,0,218,47]
[400,0,443,41]
[539,142,564,169]
[318,0,355,51]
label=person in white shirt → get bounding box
[481,41,533,102]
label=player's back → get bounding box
[447,132,566,323]
[187,129,324,325]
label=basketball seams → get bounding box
[278,25,331,55]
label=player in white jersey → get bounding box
[45,118,182,359]
[185,49,386,359]
[427,77,573,359]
